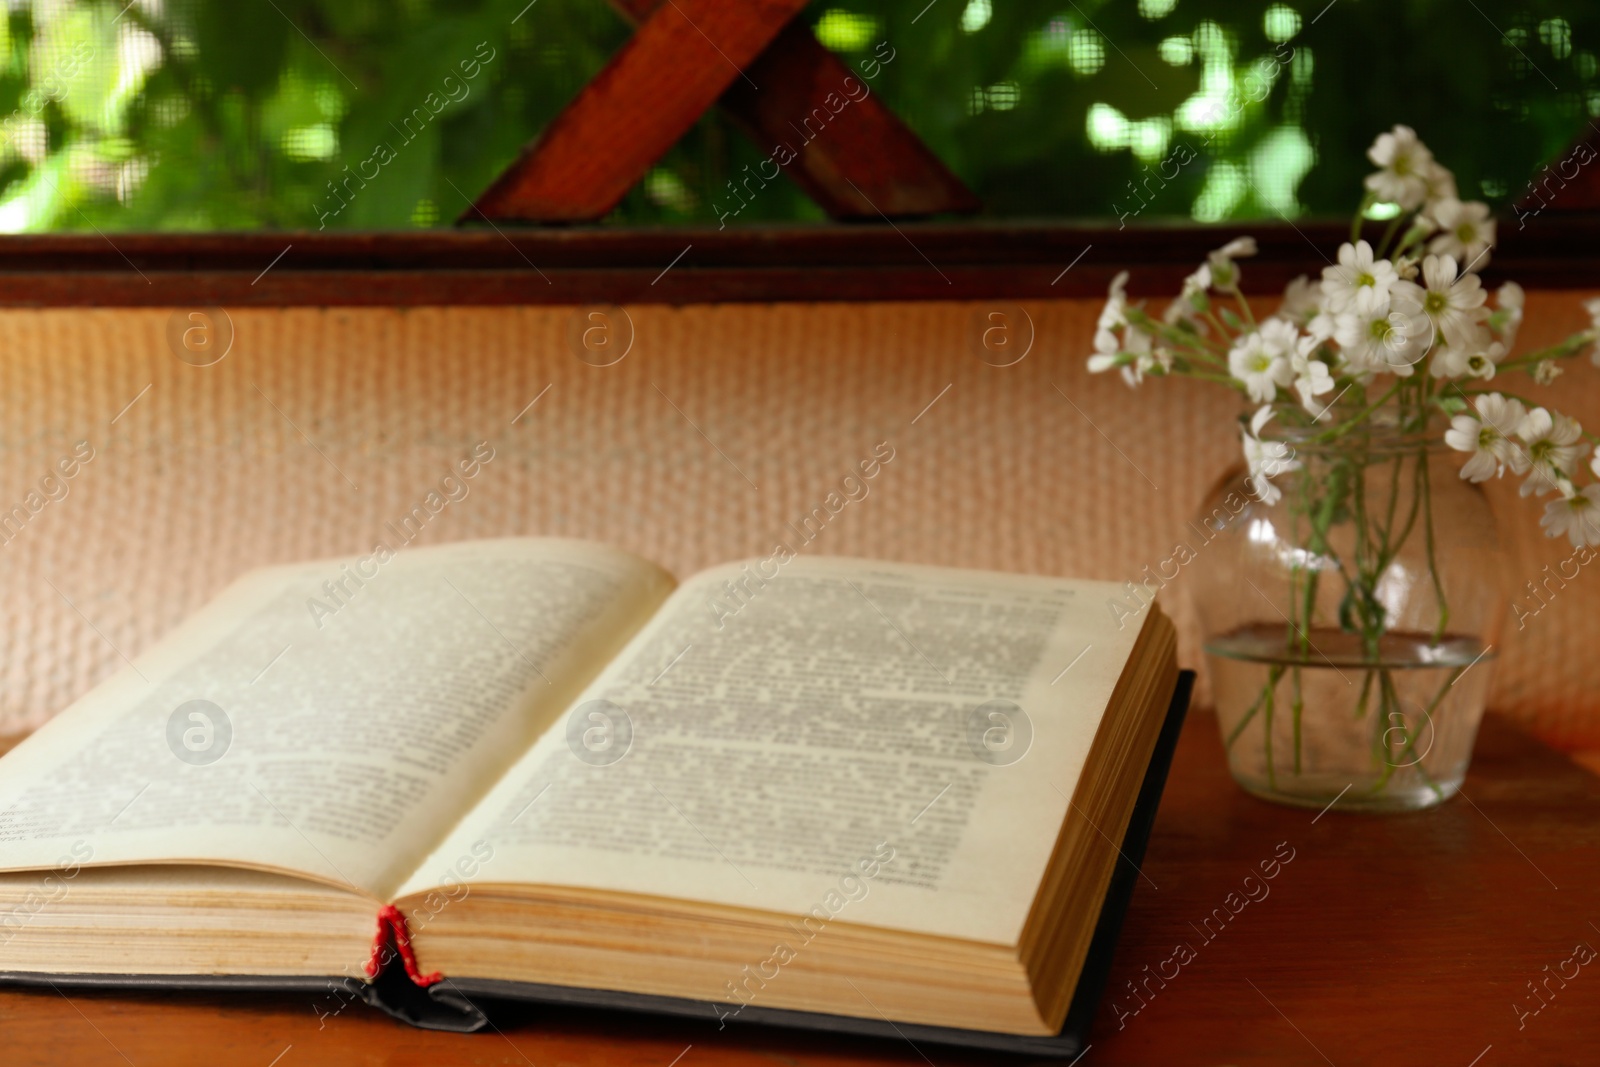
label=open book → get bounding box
[0,538,1179,1045]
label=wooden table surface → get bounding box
[4,709,1598,1067]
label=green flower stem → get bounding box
[1354,668,1376,720]
[1291,665,1304,775]
[1378,668,1399,753]
[1369,667,1448,801]
[1351,193,1376,245]
[1122,310,1231,365]
[1227,663,1286,747]
[1311,382,1404,444]
[1422,665,1465,719]
[1420,452,1450,642]
[1350,453,1378,652]
[1369,671,1445,801]
[1495,332,1596,370]
[1289,469,1317,777]
[1390,224,1432,261]
[1098,350,1235,389]
[1379,452,1403,554]
[1262,676,1276,790]
[1368,670,1401,794]
[1203,309,1236,347]
[1226,287,1258,329]
[1110,335,1219,367]
[1376,211,1409,259]
[1167,366,1239,386]
[1374,456,1423,575]
[1451,386,1544,410]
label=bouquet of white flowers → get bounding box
[1089,124,1600,546]
[1088,126,1600,808]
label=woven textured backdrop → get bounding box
[0,296,1595,751]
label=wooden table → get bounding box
[4,710,1598,1066]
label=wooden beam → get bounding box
[608,4,979,220]
[468,0,811,223]
[0,217,1592,306]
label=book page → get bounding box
[0,538,674,901]
[401,556,1149,946]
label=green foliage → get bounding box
[0,0,1594,230]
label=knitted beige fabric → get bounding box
[0,296,1594,749]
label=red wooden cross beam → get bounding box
[466,0,979,224]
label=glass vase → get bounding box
[1190,404,1509,812]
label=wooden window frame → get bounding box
[0,219,1593,307]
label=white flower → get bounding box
[1228,319,1298,403]
[1491,281,1524,351]
[1429,321,1502,381]
[1423,162,1458,206]
[1334,287,1431,375]
[1461,342,1504,381]
[1426,199,1495,269]
[1093,271,1130,349]
[1321,240,1398,315]
[1540,485,1600,548]
[1516,408,1587,497]
[1165,264,1212,327]
[1290,335,1336,419]
[1258,317,1299,350]
[1531,361,1563,386]
[1365,125,1436,210]
[1445,414,1502,482]
[1088,345,1123,376]
[1444,392,1528,481]
[1091,273,1132,357]
[1407,254,1486,347]
[1207,237,1257,290]
[1088,327,1158,387]
[1404,214,1439,241]
[1120,328,1166,387]
[1306,308,1338,344]
[1240,405,1301,506]
[1088,272,1166,387]
[1276,275,1323,327]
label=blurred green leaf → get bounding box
[0,0,1590,231]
